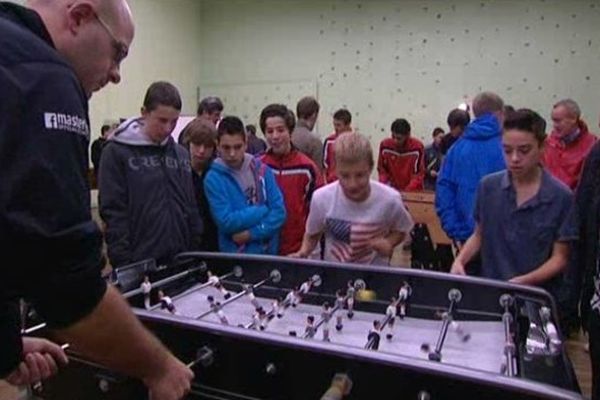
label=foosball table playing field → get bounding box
[29,252,583,399]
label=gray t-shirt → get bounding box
[292,120,323,168]
[306,180,413,265]
[216,154,258,204]
[474,169,578,283]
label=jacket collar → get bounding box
[0,2,54,48]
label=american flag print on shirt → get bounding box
[326,218,384,263]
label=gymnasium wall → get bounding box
[8,0,600,149]
[197,0,600,145]
[88,0,203,138]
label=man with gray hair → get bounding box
[0,0,193,397]
[436,91,506,246]
[544,99,597,338]
[542,98,597,190]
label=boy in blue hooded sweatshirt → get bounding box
[204,116,286,254]
[435,92,506,246]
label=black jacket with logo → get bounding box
[0,3,106,376]
[99,118,203,268]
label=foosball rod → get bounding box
[22,322,47,335]
[428,288,462,362]
[195,269,281,320]
[147,269,241,312]
[171,268,242,302]
[123,265,206,299]
[500,294,518,377]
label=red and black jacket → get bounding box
[322,132,338,183]
[377,137,425,191]
[261,148,324,255]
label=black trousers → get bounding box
[590,311,600,400]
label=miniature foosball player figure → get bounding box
[397,281,412,318]
[245,284,264,313]
[322,302,332,342]
[158,289,176,315]
[271,297,283,319]
[297,278,314,303]
[207,270,231,299]
[214,302,229,325]
[449,316,471,342]
[386,297,400,340]
[346,280,356,319]
[140,275,152,310]
[207,295,229,325]
[335,289,345,331]
[368,320,382,350]
[253,308,268,330]
[305,315,316,337]
[287,286,301,308]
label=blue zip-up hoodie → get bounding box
[204,154,286,254]
[435,113,506,241]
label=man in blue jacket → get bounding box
[204,116,286,254]
[436,92,506,245]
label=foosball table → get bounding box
[29,252,583,399]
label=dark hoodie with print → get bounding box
[99,118,203,267]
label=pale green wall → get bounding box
[89,0,203,140]
[11,0,600,151]
[198,0,600,146]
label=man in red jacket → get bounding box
[260,104,324,255]
[377,118,425,191]
[323,109,352,183]
[542,99,597,190]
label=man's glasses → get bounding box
[94,12,129,65]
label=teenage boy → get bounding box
[180,119,219,251]
[452,109,577,294]
[323,109,352,183]
[377,118,425,192]
[259,104,324,255]
[99,81,203,268]
[436,91,506,246]
[292,132,413,265]
[204,116,286,254]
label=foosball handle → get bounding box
[320,373,352,400]
[186,346,214,368]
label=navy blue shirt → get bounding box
[0,2,106,376]
[474,169,578,283]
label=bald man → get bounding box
[0,1,192,399]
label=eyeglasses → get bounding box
[94,12,129,65]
